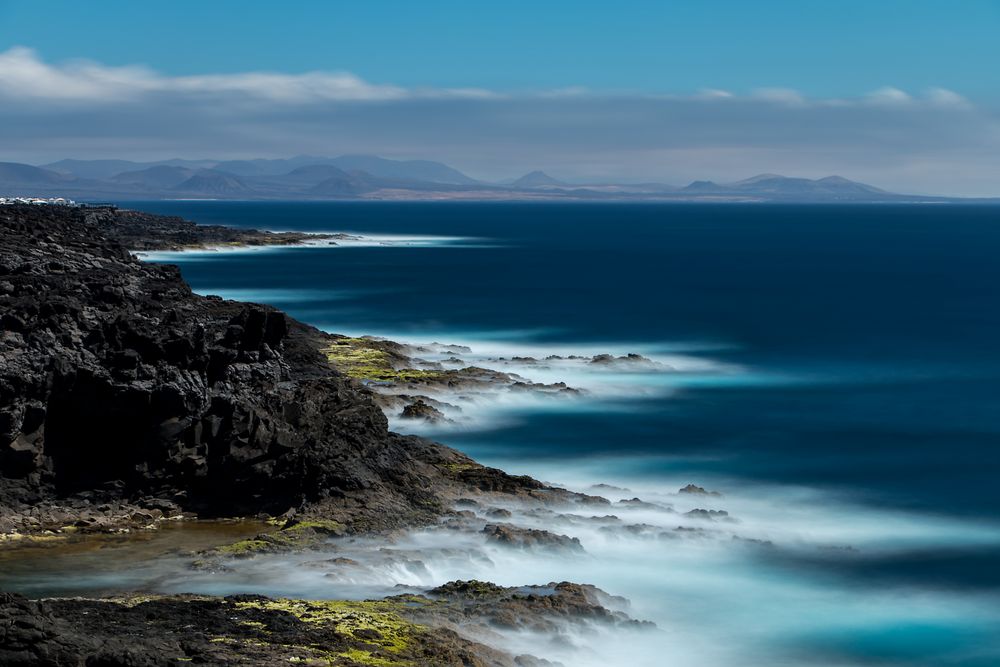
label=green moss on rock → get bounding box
[322,339,446,384]
[234,598,426,666]
[284,519,346,535]
[207,518,349,559]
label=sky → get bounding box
[1,0,999,195]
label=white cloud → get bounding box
[0,47,996,196]
[168,71,406,102]
[751,88,806,105]
[0,46,157,101]
[0,48,979,110]
[0,47,493,103]
[925,87,971,109]
[865,86,913,105]
[696,88,735,100]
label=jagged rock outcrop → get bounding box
[0,592,513,667]
[0,205,547,528]
[80,206,329,251]
[419,580,650,634]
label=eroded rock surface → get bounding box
[0,580,648,666]
[0,205,569,531]
[82,206,333,251]
[0,591,511,666]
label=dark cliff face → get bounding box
[0,205,468,523]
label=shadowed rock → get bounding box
[0,205,564,532]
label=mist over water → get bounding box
[87,201,1000,664]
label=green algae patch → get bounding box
[0,531,68,545]
[323,339,393,378]
[234,598,428,666]
[442,462,479,473]
[284,519,346,535]
[215,536,286,557]
[322,339,446,384]
[207,519,346,559]
[376,368,447,383]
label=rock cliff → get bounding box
[0,205,548,531]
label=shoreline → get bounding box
[0,203,660,665]
[5,204,1000,665]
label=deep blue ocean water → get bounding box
[129,201,1000,666]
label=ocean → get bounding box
[24,202,1000,665]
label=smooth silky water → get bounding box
[4,202,998,666]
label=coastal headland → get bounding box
[0,204,660,665]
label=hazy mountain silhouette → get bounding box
[0,162,74,185]
[171,170,250,195]
[111,166,196,189]
[0,157,978,202]
[510,171,568,188]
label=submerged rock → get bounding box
[678,483,723,497]
[684,508,733,521]
[589,352,654,366]
[617,497,674,511]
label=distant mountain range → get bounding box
[0,155,981,202]
[509,170,570,188]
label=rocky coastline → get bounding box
[81,206,338,252]
[0,204,655,665]
[0,581,643,666]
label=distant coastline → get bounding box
[3,155,995,204]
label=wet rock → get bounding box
[330,556,361,566]
[589,483,631,494]
[400,399,448,422]
[420,580,651,633]
[684,508,732,521]
[662,526,715,540]
[0,592,514,666]
[137,497,182,517]
[617,497,674,511]
[678,483,723,497]
[732,535,775,548]
[589,352,654,365]
[599,523,663,539]
[482,523,584,553]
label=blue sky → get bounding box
[3,0,998,97]
[1,1,999,195]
